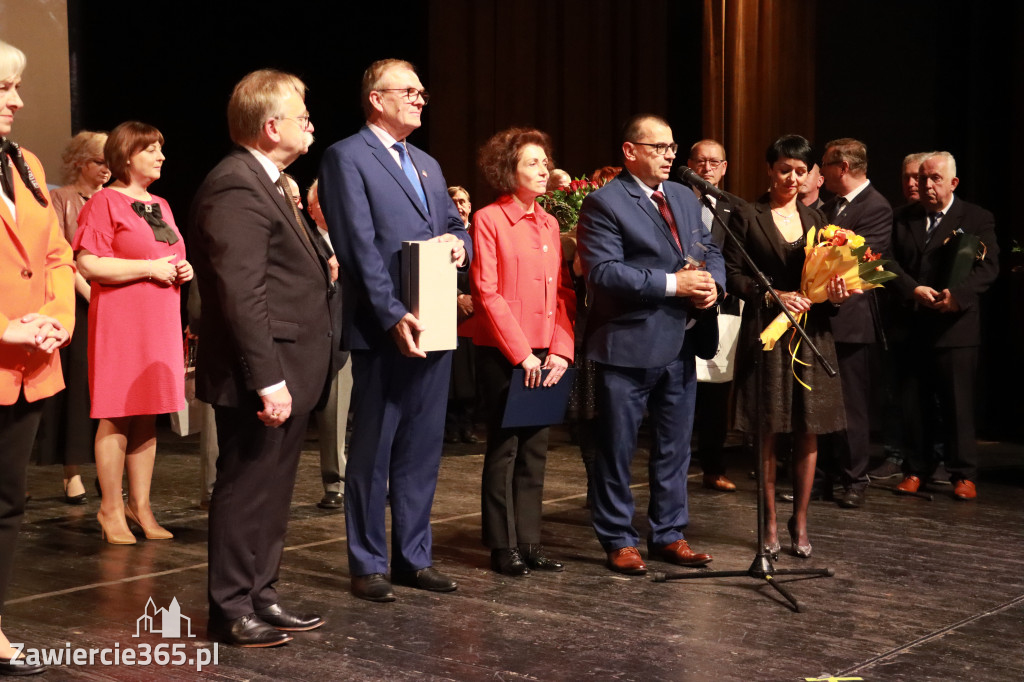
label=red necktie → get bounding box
[651,190,682,250]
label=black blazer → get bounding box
[725,200,826,302]
[886,196,999,348]
[188,148,336,414]
[821,183,892,344]
[724,200,831,378]
[706,192,745,316]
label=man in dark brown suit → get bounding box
[189,69,336,647]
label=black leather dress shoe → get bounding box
[255,603,325,631]
[838,488,865,509]
[491,548,530,576]
[209,614,292,648]
[0,655,46,676]
[391,566,458,592]
[351,573,396,602]
[519,544,565,572]
[460,430,480,444]
[317,491,344,510]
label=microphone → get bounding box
[677,167,728,201]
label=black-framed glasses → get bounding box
[690,157,724,169]
[279,113,312,131]
[632,141,678,156]
[377,87,430,104]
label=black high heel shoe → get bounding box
[787,516,812,558]
[63,478,87,505]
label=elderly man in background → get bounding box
[887,152,998,501]
[685,138,740,493]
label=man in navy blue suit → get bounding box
[577,115,724,575]
[318,59,470,601]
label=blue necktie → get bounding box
[394,142,427,210]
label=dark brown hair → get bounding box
[105,121,164,184]
[478,127,554,194]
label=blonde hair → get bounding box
[0,40,26,83]
[360,59,416,119]
[227,69,307,146]
[60,131,108,185]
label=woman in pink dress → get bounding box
[72,121,193,544]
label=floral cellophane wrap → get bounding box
[760,224,897,387]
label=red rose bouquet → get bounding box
[537,177,600,232]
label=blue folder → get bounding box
[500,368,577,429]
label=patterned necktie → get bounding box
[651,190,682,250]
[831,197,848,222]
[275,175,313,245]
[393,141,428,210]
[926,211,943,242]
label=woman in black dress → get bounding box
[725,135,856,558]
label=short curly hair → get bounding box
[60,130,107,186]
[478,127,554,195]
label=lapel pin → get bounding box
[421,170,428,178]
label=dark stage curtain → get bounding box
[427,0,677,206]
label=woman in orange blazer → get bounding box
[0,40,75,676]
[471,128,575,576]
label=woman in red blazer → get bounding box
[471,128,575,576]
[0,40,75,676]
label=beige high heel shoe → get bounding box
[97,512,136,545]
[125,506,173,540]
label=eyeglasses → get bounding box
[377,87,430,104]
[278,113,312,131]
[632,141,678,156]
[690,158,725,169]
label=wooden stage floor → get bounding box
[10,426,1024,681]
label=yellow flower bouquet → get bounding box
[760,224,897,353]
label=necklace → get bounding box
[771,208,796,223]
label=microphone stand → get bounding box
[651,191,834,612]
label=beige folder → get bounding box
[401,240,457,352]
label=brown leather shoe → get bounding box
[953,479,977,501]
[702,474,737,492]
[895,475,921,494]
[606,547,647,575]
[647,539,712,567]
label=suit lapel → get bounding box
[753,203,788,265]
[238,150,323,273]
[925,197,964,252]
[620,176,682,257]
[0,181,30,264]
[363,129,430,223]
